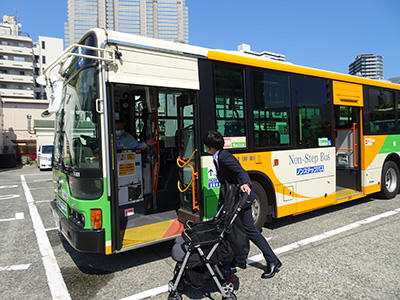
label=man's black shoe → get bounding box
[261,260,282,279]
[236,260,247,269]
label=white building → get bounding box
[64,0,189,47]
[0,15,34,101]
[0,15,63,163]
[349,54,384,80]
[33,36,64,100]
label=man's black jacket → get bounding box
[215,149,256,203]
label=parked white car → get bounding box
[37,144,54,170]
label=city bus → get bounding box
[40,28,400,255]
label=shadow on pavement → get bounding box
[264,196,375,230]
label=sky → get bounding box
[1,0,399,79]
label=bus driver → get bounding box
[115,121,156,150]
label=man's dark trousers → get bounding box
[216,149,278,264]
[240,204,278,264]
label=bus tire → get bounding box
[251,181,269,230]
[380,161,400,199]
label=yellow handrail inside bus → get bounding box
[176,150,199,211]
[177,177,193,192]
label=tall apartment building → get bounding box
[0,15,34,101]
[65,0,188,47]
[0,15,63,160]
[349,54,384,80]
[0,16,63,101]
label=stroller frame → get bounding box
[168,192,249,300]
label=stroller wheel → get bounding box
[167,291,182,300]
[221,281,234,294]
[222,292,237,300]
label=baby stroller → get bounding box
[168,185,250,300]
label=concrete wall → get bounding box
[2,100,54,142]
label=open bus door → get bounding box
[108,85,200,252]
[333,81,363,200]
[175,93,202,223]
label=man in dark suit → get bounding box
[204,130,282,279]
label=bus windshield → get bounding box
[62,66,100,171]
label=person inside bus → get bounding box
[115,121,156,150]
[203,130,282,279]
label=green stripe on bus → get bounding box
[379,134,400,154]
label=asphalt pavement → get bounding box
[0,165,399,300]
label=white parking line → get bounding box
[45,227,58,232]
[120,207,400,300]
[0,185,18,189]
[0,194,20,200]
[33,179,53,183]
[0,212,24,222]
[21,175,71,300]
[35,200,53,204]
[0,264,31,271]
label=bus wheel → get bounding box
[251,181,269,230]
[380,161,400,199]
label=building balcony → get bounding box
[0,44,33,56]
[0,73,34,84]
[0,88,34,98]
[0,34,32,43]
[0,59,33,70]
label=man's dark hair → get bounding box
[203,130,224,150]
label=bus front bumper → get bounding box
[51,200,105,254]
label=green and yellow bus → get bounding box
[41,29,400,254]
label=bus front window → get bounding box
[63,67,100,170]
[62,66,102,199]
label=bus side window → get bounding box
[253,71,291,147]
[214,65,246,138]
[293,75,333,148]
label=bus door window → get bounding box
[175,93,196,212]
[335,106,360,169]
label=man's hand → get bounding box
[240,183,251,195]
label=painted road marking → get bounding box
[35,200,53,204]
[24,174,51,176]
[45,227,57,232]
[33,179,53,183]
[0,185,18,189]
[0,194,20,200]
[0,264,31,271]
[120,207,400,300]
[0,212,24,222]
[21,175,71,300]
[249,207,400,262]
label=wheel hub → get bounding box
[385,167,398,193]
